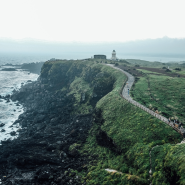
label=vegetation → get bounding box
[174,68,181,71]
[41,59,185,184]
[131,72,185,123]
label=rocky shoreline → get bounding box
[0,60,118,185]
[0,78,94,185]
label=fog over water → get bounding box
[0,37,185,63]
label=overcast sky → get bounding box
[0,0,185,42]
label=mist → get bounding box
[0,37,185,61]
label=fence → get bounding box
[107,64,185,137]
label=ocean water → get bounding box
[0,52,184,65]
[0,65,38,142]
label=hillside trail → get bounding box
[106,64,185,137]
[105,64,185,183]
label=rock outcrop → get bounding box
[0,61,115,184]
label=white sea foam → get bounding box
[0,65,39,142]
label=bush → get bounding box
[115,63,119,66]
[119,60,129,64]
[165,69,171,72]
[174,68,181,71]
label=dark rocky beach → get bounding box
[0,81,94,185]
[0,61,114,185]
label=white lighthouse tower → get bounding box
[111,50,117,60]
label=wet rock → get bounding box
[50,117,58,123]
[10,131,16,136]
[47,144,56,151]
[0,123,5,127]
[0,63,108,184]
[39,141,47,145]
[35,114,45,122]
[6,99,10,103]
[56,141,62,145]
[38,171,50,181]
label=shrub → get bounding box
[165,69,171,72]
[174,68,181,71]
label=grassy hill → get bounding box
[41,59,185,184]
[131,72,185,123]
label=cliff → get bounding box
[0,60,118,184]
[0,60,184,185]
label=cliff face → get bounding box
[0,60,116,184]
[39,61,115,113]
[1,60,182,185]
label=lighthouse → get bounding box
[111,50,117,60]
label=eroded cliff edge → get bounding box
[0,60,183,185]
[0,60,117,185]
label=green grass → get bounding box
[131,73,185,123]
[173,69,185,75]
[137,69,161,74]
[126,59,183,68]
[41,60,185,184]
[78,64,182,185]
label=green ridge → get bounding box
[41,60,185,184]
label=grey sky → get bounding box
[0,0,185,42]
[0,37,185,56]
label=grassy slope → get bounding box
[131,72,185,123]
[126,59,184,69]
[78,63,182,185]
[41,60,185,184]
[129,66,185,184]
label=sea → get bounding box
[0,53,50,142]
[0,52,185,142]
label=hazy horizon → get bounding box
[0,0,185,63]
[0,37,185,63]
[1,0,185,42]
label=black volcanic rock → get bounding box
[0,61,115,184]
[0,123,5,127]
[0,81,93,185]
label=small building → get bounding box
[48,58,56,61]
[94,55,106,59]
[111,50,118,60]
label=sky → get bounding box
[0,0,185,42]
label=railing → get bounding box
[107,64,185,137]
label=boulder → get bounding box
[0,123,5,127]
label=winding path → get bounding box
[107,64,185,137]
[105,64,185,184]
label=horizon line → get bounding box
[0,36,185,44]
